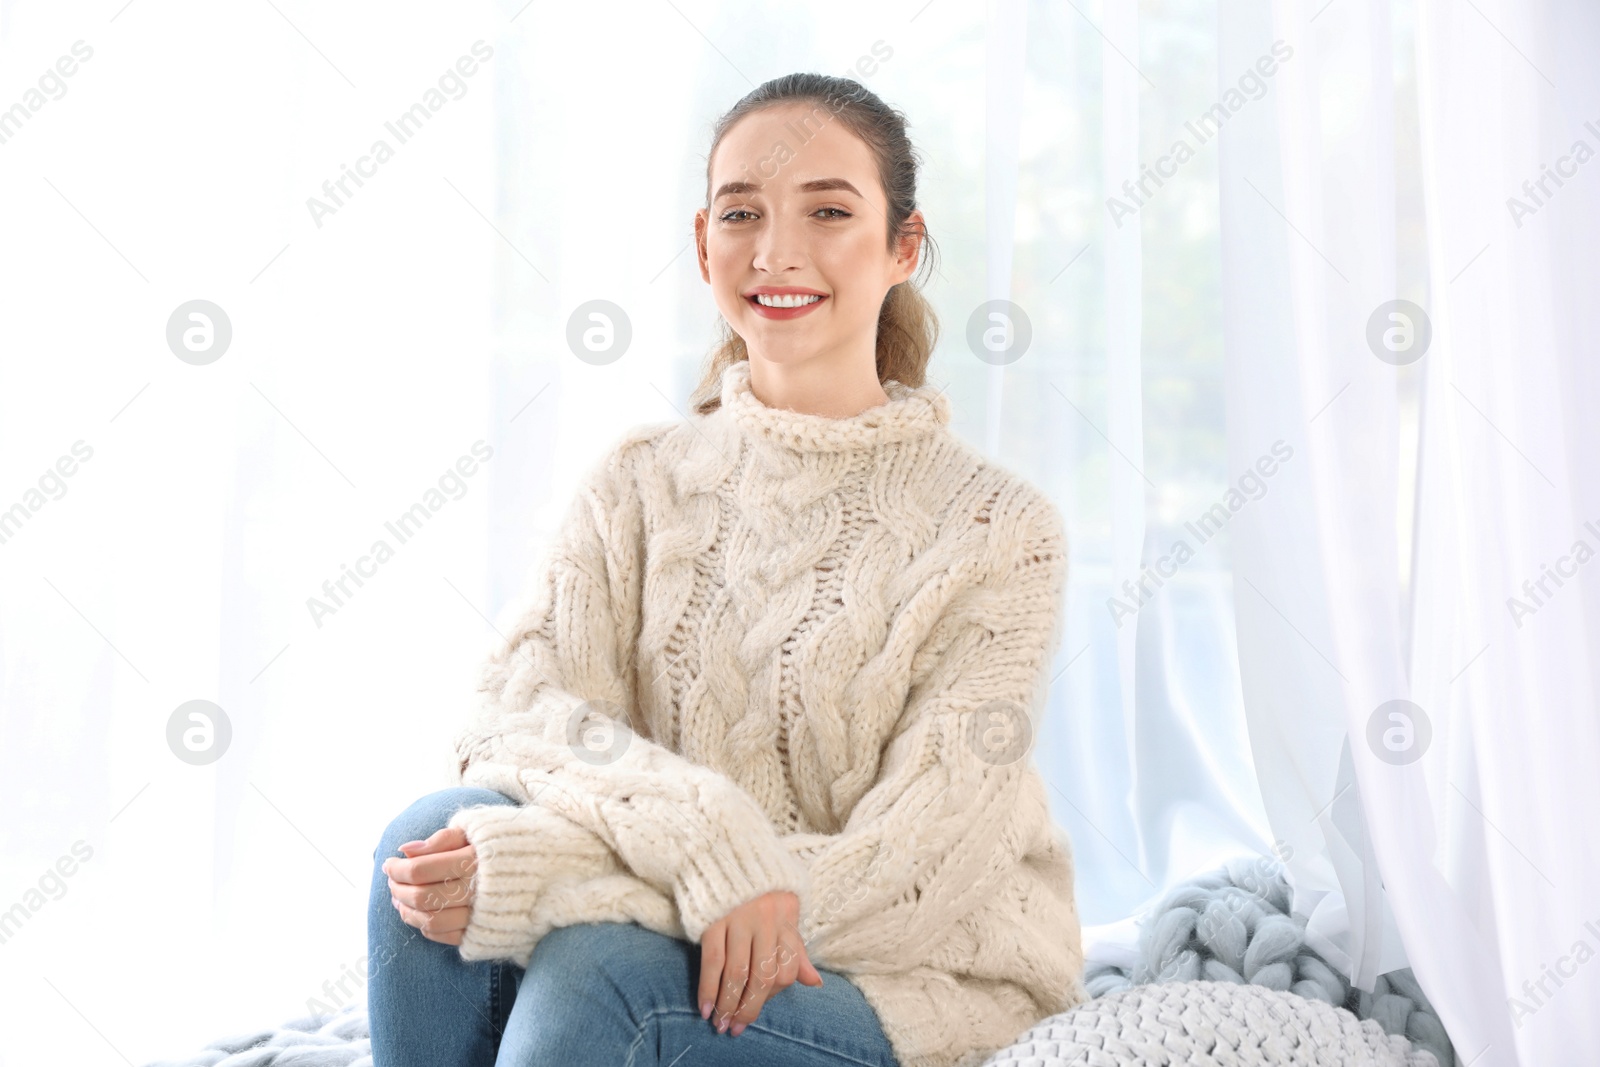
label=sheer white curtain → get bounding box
[1216,0,1414,995]
[1405,0,1600,1062]
[1216,0,1600,1064]
[1047,0,1283,965]
[0,2,496,1062]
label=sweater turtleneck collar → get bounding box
[715,358,951,454]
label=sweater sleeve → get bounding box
[447,439,808,960]
[784,495,1075,975]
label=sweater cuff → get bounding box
[670,783,812,943]
[447,802,618,966]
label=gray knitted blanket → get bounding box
[143,1005,371,1066]
[1081,857,1456,1067]
[140,858,1452,1067]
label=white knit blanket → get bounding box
[142,978,1440,1067]
[980,980,1440,1067]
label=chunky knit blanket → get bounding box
[142,1005,371,1066]
[1080,857,1457,1067]
[980,981,1439,1066]
[140,861,1451,1067]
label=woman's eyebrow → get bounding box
[712,177,864,201]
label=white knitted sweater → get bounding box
[447,358,1086,1067]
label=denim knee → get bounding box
[373,786,516,863]
[526,922,691,1012]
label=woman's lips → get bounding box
[747,294,827,320]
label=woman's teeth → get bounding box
[753,294,823,308]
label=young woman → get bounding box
[368,72,1085,1067]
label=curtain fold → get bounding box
[1099,0,1152,895]
[1403,0,1600,1062]
[1217,0,1412,992]
[982,0,1027,453]
[1069,0,1278,964]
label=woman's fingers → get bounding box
[774,925,802,990]
[697,921,726,1022]
[398,826,469,857]
[730,922,779,1035]
[388,874,473,911]
[712,920,752,1033]
[796,938,824,987]
[384,841,480,931]
[391,897,470,943]
[383,843,477,892]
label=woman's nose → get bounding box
[751,213,807,272]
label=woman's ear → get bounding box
[694,209,712,283]
[891,209,926,284]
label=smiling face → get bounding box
[695,102,924,372]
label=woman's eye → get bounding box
[717,207,852,223]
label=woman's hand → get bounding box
[382,826,479,946]
[699,890,823,1036]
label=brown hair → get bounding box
[688,73,941,417]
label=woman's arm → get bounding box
[780,493,1077,979]
[448,435,807,959]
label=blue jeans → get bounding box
[369,787,901,1067]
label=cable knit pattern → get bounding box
[447,358,1084,1067]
